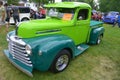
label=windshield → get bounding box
[47,8,75,20]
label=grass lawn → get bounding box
[0,24,120,80]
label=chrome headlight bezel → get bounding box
[25,44,32,55]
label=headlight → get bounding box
[25,45,32,55]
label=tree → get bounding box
[7,0,19,5]
[83,0,95,9]
[34,0,48,4]
[99,0,120,12]
[70,0,96,9]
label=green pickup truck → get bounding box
[4,2,105,77]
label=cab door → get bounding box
[74,8,91,44]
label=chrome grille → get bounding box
[8,36,32,67]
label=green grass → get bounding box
[0,24,120,80]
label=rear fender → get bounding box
[89,27,105,44]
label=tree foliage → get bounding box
[63,0,96,9]
[78,0,95,8]
[34,0,49,4]
[7,0,19,5]
[99,0,120,12]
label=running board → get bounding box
[75,44,89,56]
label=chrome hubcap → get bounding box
[97,36,101,44]
[56,55,69,71]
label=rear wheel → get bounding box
[96,35,103,44]
[50,49,71,73]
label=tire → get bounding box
[21,18,29,22]
[50,49,71,73]
[96,35,102,44]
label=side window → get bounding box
[77,9,89,20]
[19,7,30,13]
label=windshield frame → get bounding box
[46,7,76,20]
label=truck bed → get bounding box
[90,20,103,28]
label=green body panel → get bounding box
[44,2,91,8]
[17,2,91,45]
[23,34,75,71]
[89,20,105,44]
[18,19,74,38]
[89,27,105,44]
[90,20,104,27]
[18,18,90,45]
[75,6,91,43]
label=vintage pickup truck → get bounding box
[4,2,105,77]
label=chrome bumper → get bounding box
[3,50,33,77]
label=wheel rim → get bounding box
[97,36,102,44]
[56,55,69,71]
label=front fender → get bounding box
[89,27,105,44]
[25,34,75,71]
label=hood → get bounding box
[17,18,74,38]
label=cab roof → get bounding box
[44,2,91,9]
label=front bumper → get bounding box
[3,50,33,77]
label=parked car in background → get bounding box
[9,6,30,24]
[102,11,119,24]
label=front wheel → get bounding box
[50,49,71,73]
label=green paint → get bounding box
[23,34,75,71]
[18,2,91,45]
[44,2,91,8]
